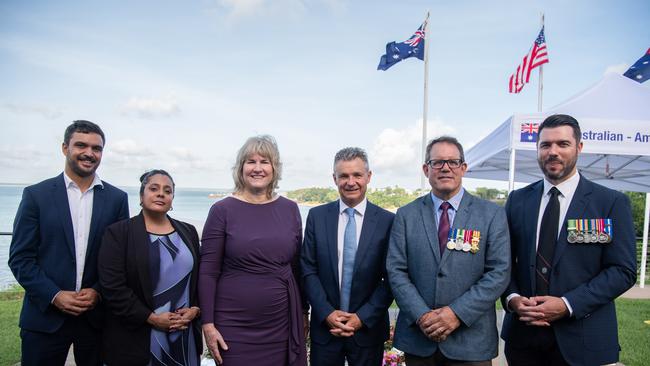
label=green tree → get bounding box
[625,191,647,238]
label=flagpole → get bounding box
[420,11,430,191]
[537,13,545,112]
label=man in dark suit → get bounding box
[501,114,637,366]
[301,147,395,366]
[387,136,510,365]
[9,120,129,366]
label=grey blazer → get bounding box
[386,191,510,361]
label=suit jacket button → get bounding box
[438,273,444,278]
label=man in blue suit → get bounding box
[9,120,129,366]
[387,136,510,365]
[301,147,395,366]
[501,114,637,366]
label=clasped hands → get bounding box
[53,288,100,316]
[509,295,568,326]
[147,307,200,332]
[417,306,460,343]
[326,310,362,337]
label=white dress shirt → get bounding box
[63,172,103,292]
[507,171,581,315]
[337,198,367,288]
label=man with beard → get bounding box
[9,120,129,365]
[501,114,637,366]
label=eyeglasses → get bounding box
[426,159,464,169]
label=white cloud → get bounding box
[4,103,63,120]
[211,0,344,22]
[603,63,629,76]
[371,118,456,176]
[121,96,180,119]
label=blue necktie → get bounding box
[340,207,357,312]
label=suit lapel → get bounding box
[86,183,105,263]
[353,202,378,278]
[525,182,544,289]
[326,201,340,286]
[419,195,441,263]
[552,176,592,266]
[132,213,154,308]
[53,174,76,259]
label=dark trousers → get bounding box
[20,316,101,366]
[405,350,491,366]
[310,337,384,366]
[504,325,569,366]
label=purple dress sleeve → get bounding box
[198,202,226,325]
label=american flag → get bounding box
[509,27,549,93]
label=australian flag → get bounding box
[377,17,428,71]
[624,48,650,83]
[520,123,539,142]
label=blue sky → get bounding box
[1,0,648,190]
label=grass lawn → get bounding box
[0,289,22,366]
[617,298,650,366]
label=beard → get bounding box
[538,154,578,182]
[67,155,98,178]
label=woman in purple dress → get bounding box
[199,135,308,366]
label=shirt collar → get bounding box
[339,197,367,216]
[543,170,580,198]
[430,187,465,212]
[63,172,104,191]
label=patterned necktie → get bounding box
[340,207,357,312]
[536,187,560,296]
[438,202,451,256]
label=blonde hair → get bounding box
[232,135,282,198]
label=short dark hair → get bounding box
[425,136,465,163]
[64,120,105,146]
[333,147,369,173]
[538,114,581,143]
[139,169,175,196]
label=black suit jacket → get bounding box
[98,213,202,365]
[501,175,637,365]
[301,200,395,347]
[8,173,129,333]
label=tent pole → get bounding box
[508,148,516,193]
[420,11,430,191]
[640,192,649,288]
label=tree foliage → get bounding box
[625,191,648,238]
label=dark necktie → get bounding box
[438,202,451,256]
[536,187,560,296]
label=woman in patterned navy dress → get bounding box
[199,135,308,366]
[99,170,202,365]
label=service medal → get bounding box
[462,242,471,252]
[447,241,456,250]
[567,219,577,243]
[567,231,577,243]
[455,236,463,251]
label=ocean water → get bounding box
[0,184,312,289]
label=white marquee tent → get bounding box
[465,73,650,286]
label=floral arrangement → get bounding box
[382,324,405,366]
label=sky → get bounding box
[1,0,649,191]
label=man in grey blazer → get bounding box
[386,136,510,365]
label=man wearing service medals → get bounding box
[501,114,637,366]
[386,136,510,365]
